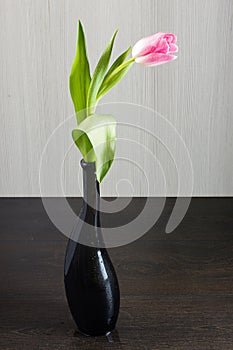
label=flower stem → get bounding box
[124,57,136,64]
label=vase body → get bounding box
[64,160,120,336]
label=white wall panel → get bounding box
[0,0,232,196]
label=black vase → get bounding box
[64,160,120,336]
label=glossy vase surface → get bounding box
[64,160,120,336]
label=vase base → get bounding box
[77,328,114,337]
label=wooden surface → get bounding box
[1,0,233,196]
[0,198,233,349]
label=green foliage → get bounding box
[69,20,134,182]
[86,30,118,115]
[97,45,132,97]
[97,57,134,100]
[72,114,116,183]
[69,20,91,124]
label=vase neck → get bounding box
[81,159,100,212]
[79,159,103,245]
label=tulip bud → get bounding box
[132,32,178,66]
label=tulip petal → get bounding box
[164,33,177,44]
[135,53,177,66]
[169,43,178,53]
[132,32,165,58]
[155,38,170,54]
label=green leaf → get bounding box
[87,30,118,115]
[101,45,132,84]
[97,58,134,99]
[72,114,116,182]
[69,20,91,124]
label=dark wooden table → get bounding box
[0,198,233,349]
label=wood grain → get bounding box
[0,0,233,196]
[0,198,233,349]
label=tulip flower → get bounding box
[132,32,178,66]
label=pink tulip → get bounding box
[132,32,178,66]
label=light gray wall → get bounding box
[0,0,232,196]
